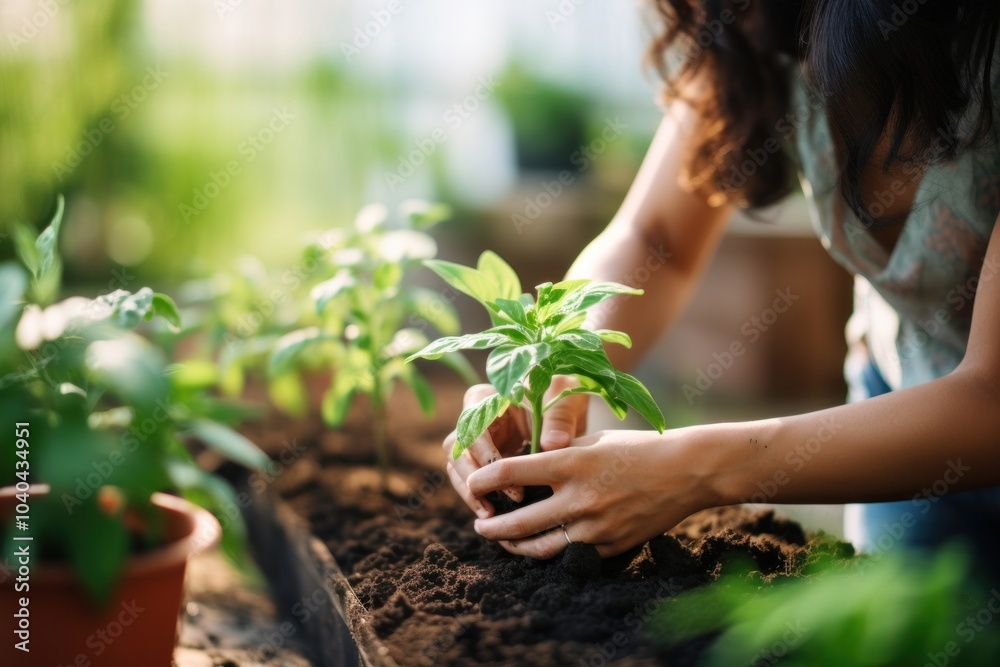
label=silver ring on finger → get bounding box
[561,524,573,546]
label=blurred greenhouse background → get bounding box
[1,0,658,275]
[1,0,855,535]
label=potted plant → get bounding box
[407,250,665,510]
[268,201,476,491]
[0,198,270,666]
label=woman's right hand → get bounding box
[444,375,588,519]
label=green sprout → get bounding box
[407,250,666,459]
[269,202,476,488]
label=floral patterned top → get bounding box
[792,68,1000,390]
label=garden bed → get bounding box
[236,375,840,666]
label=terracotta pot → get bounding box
[0,487,220,667]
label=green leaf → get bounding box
[66,498,129,604]
[612,370,666,432]
[455,392,510,456]
[486,342,551,397]
[526,364,552,400]
[94,288,158,329]
[596,329,632,348]
[10,222,40,277]
[0,263,27,331]
[599,392,629,420]
[384,327,430,358]
[494,297,529,326]
[167,458,249,568]
[353,202,388,233]
[558,282,643,314]
[34,194,65,283]
[152,293,182,329]
[423,259,496,306]
[269,327,324,376]
[311,271,356,314]
[400,200,452,229]
[556,329,604,351]
[483,324,533,345]
[550,312,587,334]
[406,287,461,335]
[542,384,604,412]
[220,358,245,397]
[322,372,357,427]
[405,332,509,361]
[268,372,308,418]
[187,419,270,470]
[399,365,435,416]
[437,351,479,384]
[550,347,617,381]
[374,261,403,290]
[167,360,218,391]
[85,335,169,410]
[476,251,521,302]
[536,278,589,314]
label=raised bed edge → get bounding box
[231,470,396,667]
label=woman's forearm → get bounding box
[566,106,732,371]
[567,222,697,370]
[695,366,1000,508]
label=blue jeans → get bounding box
[845,363,1000,579]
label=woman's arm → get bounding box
[702,217,1000,507]
[568,98,732,370]
[467,218,1000,559]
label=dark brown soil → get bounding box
[245,373,849,666]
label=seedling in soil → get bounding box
[407,251,666,460]
[269,202,476,490]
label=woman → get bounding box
[445,0,1000,570]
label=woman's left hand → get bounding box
[466,428,718,559]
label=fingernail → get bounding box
[542,430,570,447]
[473,519,482,534]
[505,488,523,502]
[474,503,489,520]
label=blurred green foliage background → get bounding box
[1,0,657,285]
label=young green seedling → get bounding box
[269,202,476,488]
[407,251,666,459]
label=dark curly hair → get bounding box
[646,0,1000,219]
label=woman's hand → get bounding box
[465,428,716,558]
[444,375,588,519]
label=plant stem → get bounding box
[371,367,390,492]
[530,393,544,455]
[374,403,388,491]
